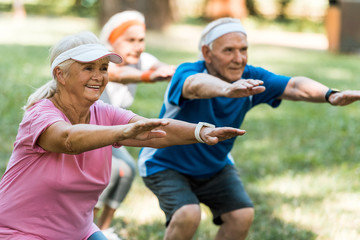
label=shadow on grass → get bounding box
[248,189,318,240]
[107,185,318,240]
[111,218,165,240]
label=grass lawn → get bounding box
[1,15,360,240]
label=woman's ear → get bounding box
[54,67,66,85]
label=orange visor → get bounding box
[108,20,145,44]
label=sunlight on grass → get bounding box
[321,67,356,82]
[0,14,97,45]
[256,170,360,240]
[115,178,164,225]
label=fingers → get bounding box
[147,129,167,139]
[330,90,360,106]
[202,127,246,145]
[234,79,264,89]
[135,119,169,130]
[122,119,169,139]
[152,66,176,80]
[250,86,266,94]
[227,81,266,98]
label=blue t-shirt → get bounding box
[138,61,290,177]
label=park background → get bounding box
[1,0,360,239]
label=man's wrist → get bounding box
[325,88,340,103]
[195,122,215,143]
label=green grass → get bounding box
[0,44,49,172]
[1,16,360,240]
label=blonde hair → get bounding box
[23,31,101,110]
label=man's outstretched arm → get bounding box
[279,76,360,106]
[182,73,265,99]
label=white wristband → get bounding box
[195,122,215,143]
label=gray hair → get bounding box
[23,31,101,110]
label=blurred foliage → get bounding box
[0,0,328,24]
[181,15,325,34]
[0,0,99,17]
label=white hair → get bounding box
[99,10,145,50]
[23,31,102,110]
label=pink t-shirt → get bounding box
[0,99,136,240]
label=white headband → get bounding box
[50,44,122,76]
[199,22,247,50]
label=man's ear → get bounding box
[201,45,212,64]
[54,67,66,85]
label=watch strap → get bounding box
[195,122,215,143]
[325,88,340,103]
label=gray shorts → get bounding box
[142,164,253,226]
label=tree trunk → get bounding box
[205,0,247,20]
[98,0,176,30]
[12,0,26,19]
[98,0,122,27]
[246,0,258,16]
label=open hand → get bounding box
[329,90,360,106]
[225,79,265,98]
[118,119,170,141]
[151,65,176,82]
[200,127,246,145]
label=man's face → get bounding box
[203,32,248,83]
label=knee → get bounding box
[165,205,201,240]
[171,204,202,227]
[224,207,254,231]
[118,159,136,180]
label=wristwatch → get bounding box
[325,88,340,103]
[195,122,215,143]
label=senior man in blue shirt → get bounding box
[138,17,360,240]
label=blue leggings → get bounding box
[88,231,107,240]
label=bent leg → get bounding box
[195,165,253,239]
[142,169,201,240]
[215,207,254,240]
[97,204,117,230]
[96,147,136,230]
[165,204,201,240]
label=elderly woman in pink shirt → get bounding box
[0,31,245,240]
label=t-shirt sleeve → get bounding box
[167,61,205,107]
[243,65,291,108]
[27,105,67,153]
[139,52,159,71]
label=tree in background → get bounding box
[325,0,340,52]
[99,0,177,30]
[245,0,258,16]
[277,0,292,20]
[12,0,26,19]
[204,0,247,20]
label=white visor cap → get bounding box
[50,43,122,76]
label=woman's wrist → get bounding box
[141,70,155,82]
